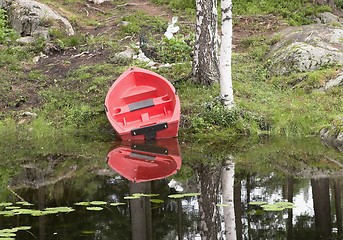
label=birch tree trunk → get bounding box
[192,0,220,85]
[221,160,236,240]
[220,0,234,108]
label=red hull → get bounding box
[105,67,180,140]
[107,139,182,182]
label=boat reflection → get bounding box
[107,138,181,182]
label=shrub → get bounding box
[0,9,16,44]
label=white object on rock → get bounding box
[164,16,180,40]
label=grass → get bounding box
[0,0,342,145]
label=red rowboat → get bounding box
[105,67,180,140]
[107,139,182,182]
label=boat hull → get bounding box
[107,139,182,182]
[105,67,180,140]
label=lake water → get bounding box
[0,136,342,239]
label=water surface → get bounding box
[0,137,342,239]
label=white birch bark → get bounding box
[221,159,236,240]
[220,0,234,108]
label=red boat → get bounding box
[107,139,182,182]
[105,67,180,140]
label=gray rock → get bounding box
[319,72,343,91]
[316,12,340,24]
[3,0,74,38]
[115,46,135,59]
[268,24,343,75]
[88,0,109,4]
[16,36,35,44]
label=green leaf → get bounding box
[109,202,126,206]
[0,233,16,237]
[90,201,107,205]
[0,203,12,207]
[142,194,159,197]
[249,201,268,206]
[5,206,21,210]
[86,207,103,211]
[16,202,33,206]
[168,193,201,199]
[183,193,201,197]
[261,204,284,212]
[150,199,164,204]
[44,207,75,213]
[168,194,184,199]
[12,226,31,231]
[124,196,141,200]
[74,202,91,206]
[216,204,229,207]
[11,209,34,215]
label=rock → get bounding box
[21,111,38,118]
[267,24,343,75]
[16,36,35,44]
[115,46,135,59]
[319,72,343,91]
[3,0,75,40]
[31,26,50,41]
[316,12,340,24]
[320,119,343,152]
[88,0,108,4]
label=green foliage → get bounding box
[152,0,195,10]
[233,0,331,25]
[155,35,193,63]
[120,12,167,35]
[0,9,17,44]
[336,0,343,8]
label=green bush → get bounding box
[152,0,195,10]
[155,35,194,63]
[0,9,16,44]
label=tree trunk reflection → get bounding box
[311,178,331,239]
[129,182,152,240]
[196,164,221,239]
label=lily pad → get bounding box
[86,207,103,211]
[142,194,159,197]
[12,226,31,231]
[0,203,13,207]
[124,196,141,200]
[168,193,201,199]
[249,201,268,206]
[16,202,33,206]
[150,199,164,204]
[0,232,16,237]
[11,209,34,215]
[216,204,229,207]
[45,207,75,213]
[183,193,201,197]
[5,206,21,210]
[90,201,107,205]
[74,202,91,206]
[109,202,126,207]
[168,194,184,199]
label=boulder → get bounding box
[267,24,343,75]
[320,120,343,152]
[316,12,340,24]
[2,0,74,41]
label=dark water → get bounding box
[0,137,342,239]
